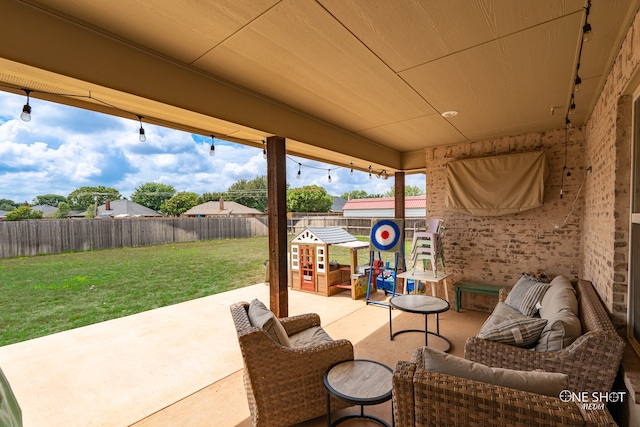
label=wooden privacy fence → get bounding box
[0,217,269,258]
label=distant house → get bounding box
[96,199,162,218]
[0,210,7,220]
[342,195,426,218]
[182,198,263,218]
[330,196,347,213]
[31,204,58,217]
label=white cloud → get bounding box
[0,91,426,204]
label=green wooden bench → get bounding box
[453,280,504,312]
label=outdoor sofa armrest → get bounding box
[394,348,616,427]
[279,312,321,336]
[464,331,625,393]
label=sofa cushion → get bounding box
[505,276,550,316]
[288,326,334,348]
[247,299,291,347]
[422,347,568,397]
[478,316,548,347]
[536,275,582,351]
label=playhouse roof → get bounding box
[291,227,358,245]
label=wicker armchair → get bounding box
[464,279,625,394]
[392,348,616,426]
[230,301,354,427]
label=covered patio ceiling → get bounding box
[0,0,638,175]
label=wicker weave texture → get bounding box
[465,280,625,394]
[230,302,354,427]
[393,351,617,427]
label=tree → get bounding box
[197,192,227,205]
[130,182,176,211]
[341,190,369,200]
[5,205,43,221]
[0,199,19,211]
[67,186,122,210]
[53,202,71,218]
[287,185,333,212]
[384,185,425,197]
[160,191,198,216]
[32,194,66,207]
[227,175,269,213]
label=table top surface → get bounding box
[389,294,450,314]
[324,359,392,404]
[396,270,452,282]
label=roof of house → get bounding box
[342,195,426,211]
[330,196,347,212]
[31,205,58,216]
[291,226,357,245]
[182,200,263,216]
[97,200,161,217]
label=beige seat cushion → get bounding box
[288,326,334,348]
[422,347,568,397]
[536,275,581,351]
[247,299,291,347]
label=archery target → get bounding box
[370,219,403,252]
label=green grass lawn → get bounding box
[0,236,364,346]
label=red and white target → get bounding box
[370,219,402,252]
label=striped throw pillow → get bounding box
[478,317,548,347]
[505,277,550,316]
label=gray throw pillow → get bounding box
[247,299,291,347]
[478,317,548,347]
[505,276,550,316]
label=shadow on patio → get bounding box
[0,284,488,427]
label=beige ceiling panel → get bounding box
[33,0,279,64]
[318,0,583,72]
[194,0,434,132]
[400,14,582,138]
[357,114,466,151]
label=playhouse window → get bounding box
[291,245,299,270]
[317,247,325,272]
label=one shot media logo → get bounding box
[559,390,627,410]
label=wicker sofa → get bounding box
[230,301,354,427]
[393,348,617,426]
[465,279,625,394]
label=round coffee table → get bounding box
[389,294,451,352]
[323,359,393,427]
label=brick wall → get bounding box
[581,9,640,324]
[425,129,586,311]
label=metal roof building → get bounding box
[342,196,426,218]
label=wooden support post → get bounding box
[395,172,406,268]
[266,136,288,318]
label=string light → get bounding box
[350,163,354,176]
[297,163,301,179]
[20,88,32,122]
[137,115,146,142]
[560,1,591,199]
[327,169,332,183]
[209,135,215,157]
[262,140,267,159]
[369,165,372,179]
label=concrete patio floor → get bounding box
[0,284,489,427]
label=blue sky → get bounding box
[0,91,424,204]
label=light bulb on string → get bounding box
[262,140,267,159]
[209,135,215,157]
[350,163,354,176]
[20,89,32,122]
[137,115,146,142]
[297,163,301,179]
[327,169,332,183]
[368,165,372,180]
